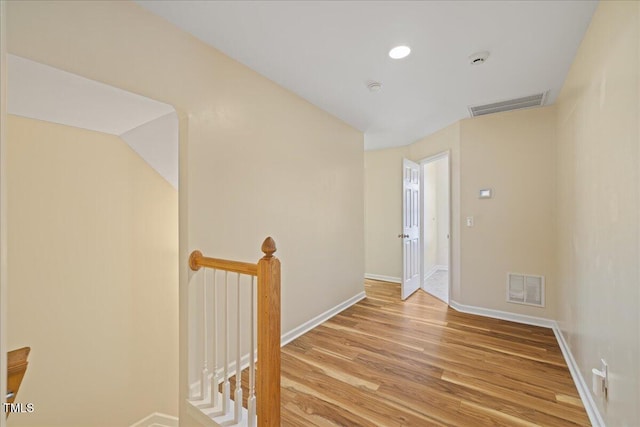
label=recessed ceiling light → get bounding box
[389,45,411,59]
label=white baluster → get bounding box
[210,269,220,409]
[222,271,231,415]
[234,273,243,423]
[200,269,209,401]
[247,275,256,427]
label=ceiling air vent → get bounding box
[469,92,547,117]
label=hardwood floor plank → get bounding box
[282,347,381,391]
[282,357,444,426]
[281,386,373,427]
[440,371,589,424]
[457,400,540,427]
[419,346,569,402]
[237,280,590,425]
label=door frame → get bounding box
[419,150,452,303]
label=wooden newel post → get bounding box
[257,237,281,426]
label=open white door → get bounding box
[401,158,421,300]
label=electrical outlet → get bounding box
[601,359,608,400]
[592,358,608,400]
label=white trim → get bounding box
[435,264,448,272]
[281,291,366,346]
[419,150,450,165]
[129,412,179,427]
[423,265,439,281]
[552,326,604,427]
[364,274,401,284]
[188,291,366,423]
[449,299,555,328]
[185,400,223,427]
[419,158,425,295]
[189,380,200,399]
[449,299,604,426]
[190,291,366,397]
[186,393,250,427]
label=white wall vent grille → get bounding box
[469,92,547,117]
[507,273,545,307]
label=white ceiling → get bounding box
[136,0,598,150]
[8,55,175,135]
[7,54,178,188]
[121,112,179,188]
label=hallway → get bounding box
[232,279,589,426]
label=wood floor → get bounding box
[240,279,590,426]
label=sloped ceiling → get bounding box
[7,55,178,188]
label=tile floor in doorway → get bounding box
[424,269,448,303]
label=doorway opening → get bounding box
[421,152,450,303]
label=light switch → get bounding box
[466,216,474,227]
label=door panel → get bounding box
[401,158,420,300]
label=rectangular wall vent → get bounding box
[507,273,545,307]
[469,92,547,117]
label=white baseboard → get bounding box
[281,291,366,346]
[365,273,401,283]
[435,264,448,272]
[449,299,555,328]
[449,299,603,426]
[186,393,250,427]
[423,265,439,281]
[129,412,179,427]
[552,325,604,427]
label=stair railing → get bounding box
[188,237,280,427]
[6,347,30,419]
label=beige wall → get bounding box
[434,157,449,267]
[422,156,449,276]
[365,108,556,318]
[556,1,639,425]
[364,146,408,280]
[6,2,364,424]
[423,161,437,274]
[459,107,556,318]
[6,116,178,426]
